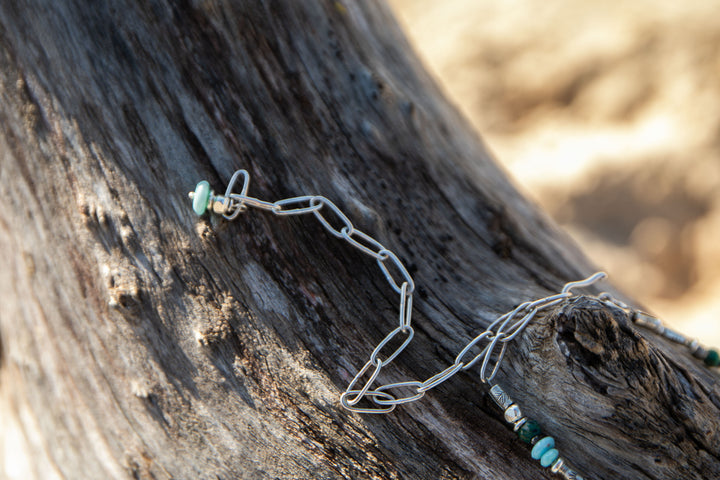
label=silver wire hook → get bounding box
[220,169,251,220]
[225,169,250,198]
[561,271,607,294]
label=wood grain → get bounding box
[0,1,717,479]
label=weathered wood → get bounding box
[0,1,717,479]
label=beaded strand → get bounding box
[597,295,720,368]
[490,385,584,479]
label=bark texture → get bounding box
[0,1,718,479]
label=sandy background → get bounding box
[389,0,720,345]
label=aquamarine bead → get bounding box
[531,436,555,460]
[193,181,210,216]
[540,448,559,467]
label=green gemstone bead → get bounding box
[192,181,210,216]
[705,349,720,367]
[518,419,542,444]
[540,448,559,467]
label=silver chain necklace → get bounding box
[189,169,719,480]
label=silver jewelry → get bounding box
[189,169,716,479]
[597,294,720,367]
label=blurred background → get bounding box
[389,0,720,345]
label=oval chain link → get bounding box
[219,170,607,413]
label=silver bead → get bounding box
[512,417,528,432]
[504,404,522,423]
[633,311,664,333]
[489,384,513,410]
[550,458,565,473]
[209,194,231,214]
[559,465,584,480]
[662,328,688,345]
[689,339,709,360]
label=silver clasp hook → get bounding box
[188,169,252,219]
[220,169,251,220]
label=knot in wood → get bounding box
[554,296,646,377]
[514,295,651,398]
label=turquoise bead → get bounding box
[531,436,555,460]
[540,448,559,467]
[192,181,210,216]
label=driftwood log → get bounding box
[0,1,718,479]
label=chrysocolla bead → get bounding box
[705,349,720,367]
[540,448,559,467]
[517,419,541,444]
[193,181,210,216]
[531,436,555,460]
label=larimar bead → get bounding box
[192,181,210,216]
[540,448,559,467]
[531,436,555,460]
